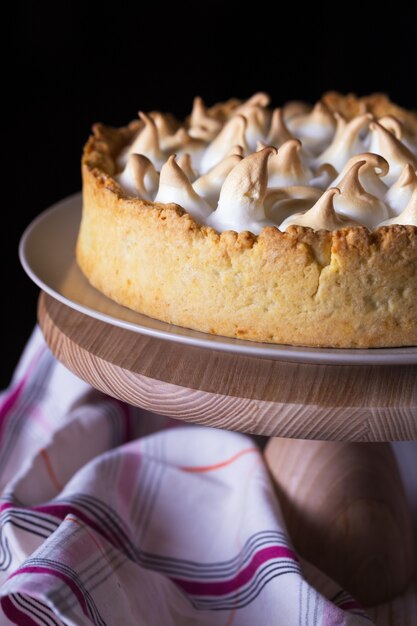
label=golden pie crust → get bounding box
[77,104,417,349]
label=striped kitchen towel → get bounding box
[0,327,415,625]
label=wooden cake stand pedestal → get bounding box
[38,292,416,617]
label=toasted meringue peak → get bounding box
[160,128,194,151]
[287,101,336,153]
[236,92,270,112]
[368,121,417,185]
[280,188,358,231]
[117,154,159,200]
[379,188,417,226]
[330,152,389,199]
[154,155,211,221]
[207,98,241,121]
[200,115,248,173]
[125,111,165,168]
[190,97,222,131]
[268,139,312,187]
[266,108,295,147]
[193,154,242,207]
[378,115,404,140]
[243,106,270,150]
[333,160,390,228]
[282,101,312,121]
[208,147,276,234]
[309,163,339,189]
[385,163,417,215]
[265,186,322,223]
[314,113,373,172]
[160,128,206,169]
[226,144,245,157]
[177,153,197,181]
[189,96,222,141]
[149,111,178,140]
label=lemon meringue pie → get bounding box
[78,92,417,348]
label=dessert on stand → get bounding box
[19,91,417,619]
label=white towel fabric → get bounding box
[0,327,415,625]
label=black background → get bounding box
[3,2,417,387]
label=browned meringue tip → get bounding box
[335,152,389,179]
[359,152,389,177]
[238,92,270,110]
[314,100,335,116]
[120,154,159,198]
[177,153,196,180]
[282,101,312,120]
[258,146,278,157]
[315,163,338,178]
[149,111,178,138]
[256,140,268,151]
[277,138,303,156]
[220,147,277,201]
[283,137,302,149]
[319,187,340,203]
[378,115,404,140]
[159,154,186,187]
[128,153,153,170]
[138,111,155,126]
[307,187,342,221]
[190,96,222,132]
[200,114,248,171]
[396,163,417,188]
[370,120,417,166]
[192,96,205,114]
[267,108,294,146]
[227,145,245,157]
[312,186,340,212]
[337,160,368,196]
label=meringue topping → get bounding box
[282,101,312,121]
[244,106,270,151]
[368,121,417,185]
[287,101,336,153]
[310,163,338,190]
[125,112,165,169]
[177,153,197,182]
[117,154,159,200]
[200,115,248,173]
[333,161,390,228]
[154,155,211,221]
[279,188,358,231]
[330,153,389,199]
[208,148,276,234]
[266,108,295,147]
[385,164,417,215]
[236,92,270,113]
[116,93,417,234]
[268,139,312,187]
[149,111,178,141]
[379,188,417,226]
[189,96,222,141]
[378,115,404,140]
[193,154,242,208]
[314,113,372,172]
[265,186,322,223]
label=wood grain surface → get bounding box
[38,292,417,441]
[264,438,415,606]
